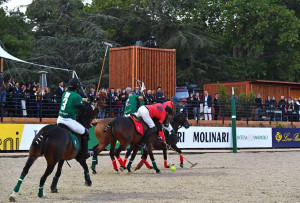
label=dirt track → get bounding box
[0,151,299,202]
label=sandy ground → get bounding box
[0,151,299,203]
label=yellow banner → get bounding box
[0,124,25,150]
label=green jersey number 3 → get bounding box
[61,92,71,110]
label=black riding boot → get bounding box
[139,127,157,151]
[81,128,91,159]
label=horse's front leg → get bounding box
[163,148,170,168]
[126,146,139,172]
[78,159,92,186]
[146,144,161,174]
[50,160,64,193]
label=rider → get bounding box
[56,78,92,159]
[162,96,180,147]
[124,93,145,117]
[136,102,174,150]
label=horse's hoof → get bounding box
[165,165,170,168]
[115,170,119,174]
[119,166,125,172]
[92,170,97,174]
[9,191,17,202]
[156,169,161,174]
[180,163,184,168]
[39,193,47,199]
[134,167,139,171]
[85,181,92,186]
[51,188,58,193]
[149,166,153,169]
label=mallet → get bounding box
[164,142,197,168]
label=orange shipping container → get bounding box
[109,46,176,99]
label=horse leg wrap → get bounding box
[180,153,184,163]
[13,175,24,193]
[164,159,168,168]
[111,158,118,171]
[152,160,158,170]
[124,156,128,165]
[127,160,133,171]
[117,156,125,168]
[91,156,98,170]
[145,160,152,169]
[38,184,44,197]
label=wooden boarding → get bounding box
[109,46,176,99]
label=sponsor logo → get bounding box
[193,132,229,143]
[237,134,269,141]
[275,132,282,142]
[177,132,185,143]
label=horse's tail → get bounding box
[103,122,113,132]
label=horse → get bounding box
[125,112,190,170]
[91,115,169,174]
[9,103,97,201]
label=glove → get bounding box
[91,103,96,110]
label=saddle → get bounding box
[57,124,81,150]
[129,114,144,136]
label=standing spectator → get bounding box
[12,82,22,116]
[134,86,142,95]
[204,90,212,120]
[79,86,87,98]
[296,97,300,121]
[287,97,294,121]
[126,87,132,96]
[98,88,108,119]
[42,86,53,117]
[108,88,118,117]
[20,85,28,117]
[265,95,271,117]
[30,86,40,117]
[193,92,201,120]
[293,98,299,122]
[187,93,194,120]
[278,96,286,121]
[270,96,277,120]
[155,86,165,103]
[151,90,156,103]
[0,81,7,106]
[115,88,122,117]
[89,85,96,101]
[119,89,128,115]
[145,89,155,105]
[214,93,219,120]
[255,92,263,120]
[56,81,64,103]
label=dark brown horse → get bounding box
[125,112,190,170]
[91,115,167,174]
[9,103,96,201]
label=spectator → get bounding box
[293,97,299,122]
[255,92,263,120]
[89,85,96,101]
[214,93,219,120]
[119,89,128,116]
[12,82,22,116]
[265,95,271,117]
[144,36,157,48]
[56,81,64,103]
[296,97,300,121]
[193,92,201,120]
[108,88,118,117]
[278,96,286,121]
[42,86,53,117]
[155,86,165,103]
[133,86,142,96]
[29,86,40,117]
[287,97,294,121]
[79,86,87,98]
[116,88,122,117]
[187,93,194,120]
[20,84,28,117]
[204,90,212,120]
[126,87,132,96]
[151,90,156,103]
[145,89,155,105]
[98,88,108,119]
[0,80,7,106]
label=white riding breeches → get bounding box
[136,106,155,128]
[57,116,85,135]
[163,123,173,133]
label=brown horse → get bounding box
[91,115,166,174]
[125,112,190,170]
[9,104,96,201]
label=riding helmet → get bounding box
[68,78,81,90]
[165,106,173,116]
[171,96,179,104]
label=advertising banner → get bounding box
[177,127,233,148]
[236,127,272,148]
[272,128,300,148]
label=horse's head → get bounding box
[173,112,190,129]
[77,101,98,128]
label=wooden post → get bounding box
[0,57,3,73]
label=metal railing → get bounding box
[1,92,299,124]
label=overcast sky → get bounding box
[1,0,92,13]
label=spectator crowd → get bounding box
[0,77,299,122]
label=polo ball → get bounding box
[171,166,176,172]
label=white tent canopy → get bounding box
[0,45,72,72]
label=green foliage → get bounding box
[217,82,229,102]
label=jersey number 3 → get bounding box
[61,92,71,110]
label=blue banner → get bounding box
[272,128,300,148]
